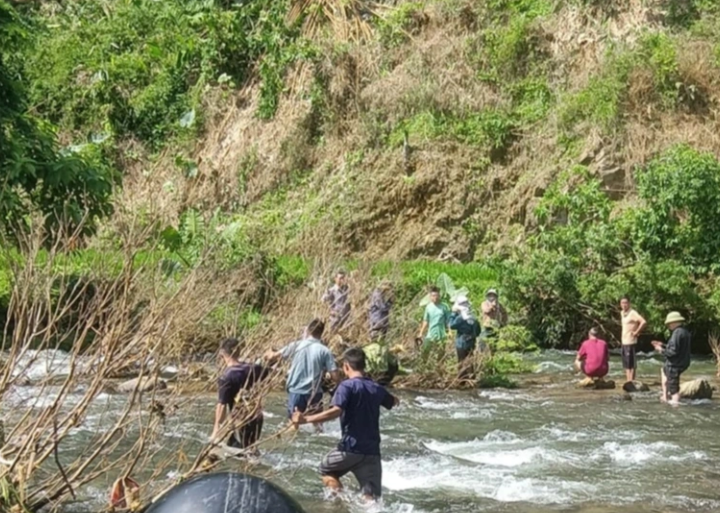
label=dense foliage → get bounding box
[502,145,720,347]
[21,0,308,147]
[0,1,115,236]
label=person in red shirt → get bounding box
[574,328,609,379]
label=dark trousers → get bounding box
[227,414,264,449]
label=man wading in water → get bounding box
[292,348,399,502]
[264,319,341,433]
[211,338,272,453]
[652,312,691,405]
[620,296,647,383]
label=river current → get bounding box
[5,350,720,513]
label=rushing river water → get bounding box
[5,350,720,513]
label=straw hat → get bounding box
[486,288,499,297]
[664,311,685,325]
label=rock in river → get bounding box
[577,377,616,390]
[116,376,167,393]
[622,381,650,393]
[679,378,713,400]
[145,471,306,513]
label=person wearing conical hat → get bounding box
[651,312,691,405]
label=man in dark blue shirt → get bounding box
[212,338,272,452]
[292,347,399,500]
[652,311,692,405]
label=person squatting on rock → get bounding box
[292,347,399,502]
[620,295,647,383]
[652,311,691,405]
[449,295,481,378]
[322,270,352,335]
[417,286,451,352]
[264,319,341,432]
[212,338,272,452]
[574,328,609,380]
[480,288,508,347]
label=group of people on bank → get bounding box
[574,296,692,404]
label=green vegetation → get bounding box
[0,1,116,236]
[503,145,720,346]
[21,0,306,145]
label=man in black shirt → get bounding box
[212,338,272,451]
[652,312,691,405]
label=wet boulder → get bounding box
[622,381,650,393]
[116,376,167,393]
[577,377,616,390]
[145,471,306,513]
[679,379,713,400]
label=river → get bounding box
[5,350,720,513]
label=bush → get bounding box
[22,0,303,146]
[501,145,720,347]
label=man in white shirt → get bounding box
[620,296,647,382]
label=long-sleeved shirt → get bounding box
[481,300,508,329]
[449,312,481,350]
[368,289,392,333]
[322,284,351,322]
[665,326,691,370]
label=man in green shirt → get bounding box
[417,286,451,351]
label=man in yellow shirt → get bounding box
[620,296,647,382]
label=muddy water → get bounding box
[5,350,720,513]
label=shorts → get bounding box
[228,414,263,449]
[663,364,686,396]
[287,391,323,418]
[581,361,608,379]
[320,449,382,497]
[621,345,636,370]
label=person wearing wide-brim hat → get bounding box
[651,312,692,405]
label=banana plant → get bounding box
[419,273,469,306]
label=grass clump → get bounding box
[388,109,515,153]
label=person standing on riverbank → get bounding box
[480,288,507,346]
[368,281,393,342]
[264,319,341,429]
[449,295,481,374]
[652,312,691,405]
[212,338,272,452]
[417,286,451,352]
[574,328,609,380]
[292,347,399,501]
[620,296,647,383]
[322,270,352,335]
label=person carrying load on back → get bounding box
[652,311,691,405]
[264,319,342,432]
[449,295,481,363]
[479,288,507,348]
[574,328,609,381]
[322,270,351,335]
[368,281,393,342]
[212,337,273,454]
